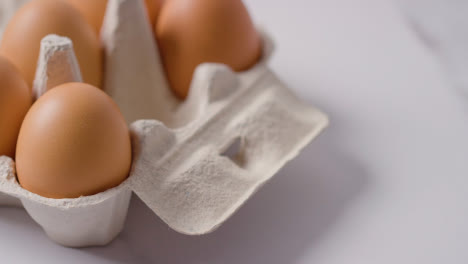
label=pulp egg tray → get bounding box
[0,0,328,247]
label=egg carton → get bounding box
[0,0,328,247]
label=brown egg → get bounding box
[65,0,163,35]
[16,83,132,199]
[0,0,103,89]
[145,0,163,26]
[0,57,32,158]
[156,0,262,99]
[65,0,108,35]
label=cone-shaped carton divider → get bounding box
[33,34,82,99]
[102,0,175,125]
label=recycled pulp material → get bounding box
[33,34,83,99]
[0,0,328,247]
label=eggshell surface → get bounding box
[65,0,162,35]
[16,83,132,199]
[156,0,262,99]
[145,0,163,26]
[0,0,103,89]
[64,0,108,35]
[0,57,32,158]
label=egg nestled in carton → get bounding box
[0,0,328,247]
[0,0,103,89]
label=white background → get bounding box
[1,0,468,263]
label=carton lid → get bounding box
[129,64,328,235]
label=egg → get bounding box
[156,0,262,99]
[64,0,108,35]
[65,0,163,35]
[0,0,103,89]
[0,57,32,158]
[145,0,163,26]
[16,83,132,199]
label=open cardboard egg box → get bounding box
[0,0,328,247]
